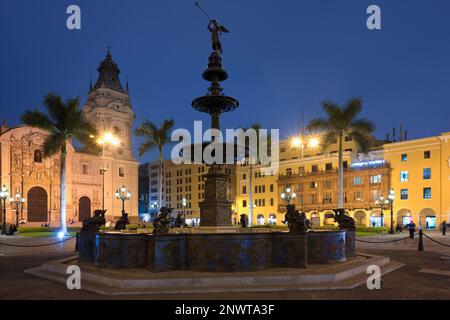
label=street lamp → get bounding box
[0,185,9,235]
[96,132,120,210]
[375,196,389,227]
[281,187,297,205]
[388,188,395,234]
[182,197,187,227]
[9,191,25,227]
[115,185,131,216]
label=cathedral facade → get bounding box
[0,51,139,226]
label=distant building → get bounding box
[138,131,450,229]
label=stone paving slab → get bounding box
[24,253,403,295]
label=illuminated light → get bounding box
[57,231,65,239]
[281,193,286,199]
[308,137,320,149]
[286,188,291,193]
[291,137,302,148]
[292,192,297,198]
[350,160,386,169]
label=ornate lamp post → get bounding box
[10,191,25,227]
[0,185,9,235]
[96,132,120,210]
[388,188,395,234]
[182,197,187,226]
[115,185,131,216]
[281,187,297,206]
[375,196,389,227]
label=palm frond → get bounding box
[21,110,56,133]
[138,141,157,157]
[43,133,66,156]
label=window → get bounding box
[401,154,408,162]
[311,165,319,173]
[400,171,409,182]
[309,181,318,190]
[270,198,274,206]
[323,193,332,204]
[242,200,247,208]
[423,188,431,199]
[82,164,88,175]
[242,185,247,194]
[424,151,430,159]
[370,175,381,184]
[119,167,125,178]
[344,136,352,142]
[353,177,363,185]
[400,189,408,200]
[286,168,292,176]
[423,168,431,180]
[370,190,380,201]
[354,191,363,201]
[242,174,246,180]
[34,150,43,163]
[343,161,348,169]
[269,184,274,192]
[309,194,317,205]
[325,163,332,171]
[323,180,332,189]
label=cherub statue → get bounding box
[333,209,356,231]
[282,205,311,234]
[114,212,130,231]
[81,209,106,233]
[208,19,230,54]
[152,207,174,235]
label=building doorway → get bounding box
[78,196,91,222]
[425,216,436,229]
[27,187,48,222]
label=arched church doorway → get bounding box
[78,196,91,222]
[27,187,48,222]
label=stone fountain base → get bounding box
[25,253,403,295]
[77,229,351,272]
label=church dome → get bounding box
[91,49,126,93]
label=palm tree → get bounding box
[22,94,96,234]
[135,119,175,209]
[307,98,375,209]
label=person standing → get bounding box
[442,221,447,236]
[408,221,416,239]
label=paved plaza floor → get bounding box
[0,231,449,300]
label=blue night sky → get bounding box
[1,0,449,163]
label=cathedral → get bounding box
[0,51,139,226]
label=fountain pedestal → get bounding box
[199,165,233,229]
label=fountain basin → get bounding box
[79,229,352,272]
[307,230,346,263]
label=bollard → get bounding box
[418,229,424,252]
[75,232,79,252]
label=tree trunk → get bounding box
[158,148,163,209]
[60,148,68,234]
[338,135,344,209]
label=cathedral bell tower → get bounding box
[83,49,135,160]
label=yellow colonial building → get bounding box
[384,132,450,229]
[140,131,450,230]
